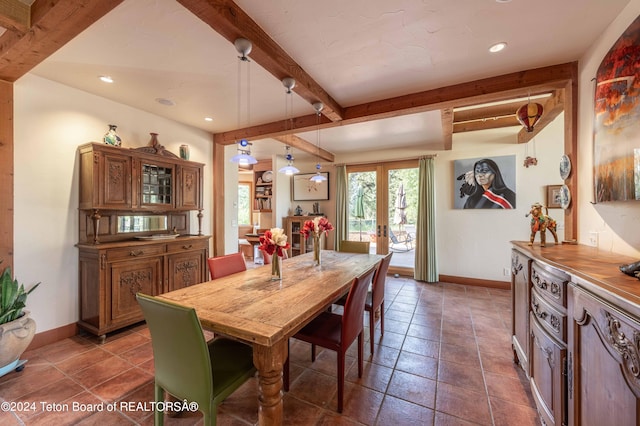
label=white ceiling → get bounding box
[29,0,630,160]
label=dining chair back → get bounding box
[332,252,393,355]
[367,252,393,354]
[284,265,377,412]
[136,293,255,426]
[339,240,370,253]
[207,252,246,280]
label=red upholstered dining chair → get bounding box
[284,265,378,413]
[207,252,246,280]
[333,252,393,355]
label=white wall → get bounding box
[577,0,640,257]
[436,118,564,281]
[223,144,240,254]
[14,74,213,333]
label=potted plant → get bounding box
[0,262,39,377]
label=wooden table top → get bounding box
[158,250,383,347]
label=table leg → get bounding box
[253,340,287,426]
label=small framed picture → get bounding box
[293,173,329,201]
[546,185,563,209]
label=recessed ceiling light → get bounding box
[496,0,512,3]
[155,98,175,106]
[204,117,213,122]
[489,42,507,53]
[99,75,113,83]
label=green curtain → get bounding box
[335,165,349,250]
[414,157,438,282]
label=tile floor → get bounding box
[0,277,539,425]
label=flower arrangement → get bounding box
[300,217,333,265]
[258,228,290,280]
[300,217,334,239]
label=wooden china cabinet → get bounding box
[283,215,326,258]
[76,141,209,341]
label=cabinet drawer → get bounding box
[166,239,207,254]
[107,244,165,261]
[531,262,568,309]
[531,288,566,343]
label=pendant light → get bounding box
[310,102,327,183]
[231,139,257,166]
[278,77,299,175]
[230,38,257,165]
[279,146,299,175]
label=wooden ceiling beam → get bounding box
[177,0,344,122]
[0,0,30,34]
[517,89,565,143]
[273,134,334,162]
[441,108,453,150]
[0,0,124,82]
[214,62,577,144]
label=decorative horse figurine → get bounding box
[526,202,558,247]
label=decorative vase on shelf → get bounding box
[179,144,190,160]
[313,234,322,266]
[149,132,159,148]
[103,124,121,146]
[271,254,282,280]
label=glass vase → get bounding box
[271,254,282,280]
[313,234,322,266]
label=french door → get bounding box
[346,160,418,275]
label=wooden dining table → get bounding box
[158,250,382,425]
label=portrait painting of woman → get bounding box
[454,156,516,209]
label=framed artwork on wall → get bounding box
[546,185,563,209]
[453,155,516,209]
[293,173,329,201]
[593,14,640,202]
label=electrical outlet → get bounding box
[588,231,598,247]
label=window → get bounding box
[238,183,251,225]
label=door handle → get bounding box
[377,225,381,238]
[383,225,388,238]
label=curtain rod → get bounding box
[330,154,437,167]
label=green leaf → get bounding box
[0,263,40,325]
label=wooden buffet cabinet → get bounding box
[77,141,210,340]
[511,241,640,425]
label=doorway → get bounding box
[346,160,418,275]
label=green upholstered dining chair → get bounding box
[338,240,370,253]
[284,265,377,413]
[136,293,256,426]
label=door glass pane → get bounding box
[348,171,376,251]
[388,167,418,269]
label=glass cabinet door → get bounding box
[140,162,174,207]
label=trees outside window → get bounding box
[238,183,251,225]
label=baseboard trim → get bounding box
[27,323,79,351]
[438,274,510,290]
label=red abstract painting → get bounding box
[594,14,640,202]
